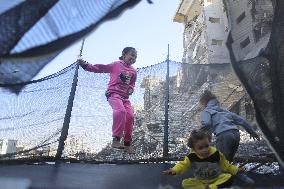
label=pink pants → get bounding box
[108,93,134,144]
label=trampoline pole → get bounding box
[55,39,84,161]
[55,63,79,161]
[163,44,170,158]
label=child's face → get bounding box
[123,50,137,65]
[193,138,210,157]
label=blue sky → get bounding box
[35,1,184,79]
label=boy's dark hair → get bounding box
[199,90,217,105]
[187,129,210,148]
[119,47,136,60]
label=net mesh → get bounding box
[0,60,255,162]
[0,64,76,158]
[0,61,186,161]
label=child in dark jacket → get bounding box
[163,130,253,189]
[199,90,259,162]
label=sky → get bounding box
[35,1,184,79]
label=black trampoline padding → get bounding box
[0,163,283,189]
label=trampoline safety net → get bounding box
[0,60,263,163]
[0,61,184,161]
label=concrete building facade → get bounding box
[224,0,273,61]
[174,0,230,65]
[174,0,274,64]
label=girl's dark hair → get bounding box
[119,47,136,60]
[187,129,210,148]
[199,90,217,105]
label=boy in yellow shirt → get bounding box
[163,130,254,189]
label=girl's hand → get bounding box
[128,88,134,95]
[77,58,88,69]
[162,169,176,175]
[78,58,86,65]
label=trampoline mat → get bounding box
[0,163,283,189]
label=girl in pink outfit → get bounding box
[79,47,137,154]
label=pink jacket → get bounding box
[82,60,137,99]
